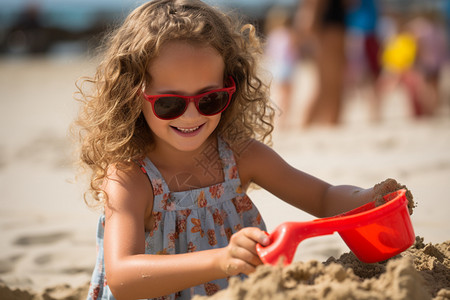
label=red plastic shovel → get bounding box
[256,189,415,266]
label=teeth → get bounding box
[177,126,199,133]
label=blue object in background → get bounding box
[346,0,379,34]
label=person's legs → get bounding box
[301,26,346,127]
[316,26,346,124]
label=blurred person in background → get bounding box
[295,0,348,127]
[4,2,48,54]
[345,0,382,122]
[264,6,297,129]
[406,11,448,116]
[379,16,419,116]
[379,10,448,119]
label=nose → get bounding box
[180,101,201,119]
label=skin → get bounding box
[296,0,347,126]
[103,40,376,299]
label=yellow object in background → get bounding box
[382,33,417,73]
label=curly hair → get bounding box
[73,0,275,207]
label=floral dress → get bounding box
[87,137,266,300]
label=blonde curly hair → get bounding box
[74,0,275,207]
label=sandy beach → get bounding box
[0,55,449,299]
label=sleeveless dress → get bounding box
[87,137,267,300]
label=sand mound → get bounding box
[1,237,447,299]
[195,237,450,300]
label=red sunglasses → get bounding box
[143,76,236,120]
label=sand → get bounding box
[373,178,415,214]
[193,237,450,300]
[0,56,449,299]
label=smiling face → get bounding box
[142,40,226,153]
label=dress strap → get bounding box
[138,158,171,200]
[217,137,239,182]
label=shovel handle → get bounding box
[256,219,343,266]
[257,190,408,265]
[255,213,370,265]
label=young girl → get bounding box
[74,1,403,299]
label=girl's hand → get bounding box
[219,227,270,276]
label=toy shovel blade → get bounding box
[256,189,415,266]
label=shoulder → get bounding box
[230,139,272,161]
[231,139,280,187]
[103,162,153,219]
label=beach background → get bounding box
[0,54,449,298]
[1,0,450,298]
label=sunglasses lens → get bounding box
[198,91,230,115]
[154,97,186,119]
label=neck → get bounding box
[147,134,223,191]
[149,134,218,171]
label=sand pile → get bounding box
[1,237,448,300]
[195,237,450,300]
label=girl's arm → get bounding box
[237,140,375,218]
[102,164,268,300]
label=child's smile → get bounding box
[170,123,205,136]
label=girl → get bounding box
[74,1,402,299]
